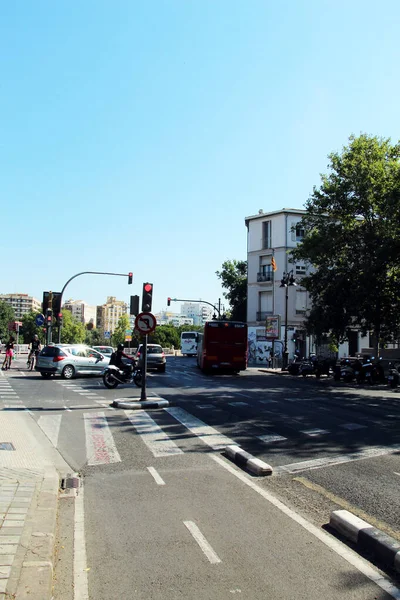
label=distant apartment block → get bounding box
[63,299,97,326]
[180,302,214,325]
[96,296,127,334]
[0,293,41,320]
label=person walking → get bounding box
[2,336,15,370]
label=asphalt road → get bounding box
[2,356,400,599]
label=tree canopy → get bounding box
[292,133,400,353]
[111,314,130,347]
[0,301,15,343]
[216,259,247,322]
[59,309,86,344]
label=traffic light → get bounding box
[130,295,139,316]
[128,272,133,285]
[142,283,153,312]
[58,313,63,327]
[46,309,53,325]
[167,297,171,307]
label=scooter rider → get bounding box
[110,343,136,378]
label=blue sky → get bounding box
[1,0,400,314]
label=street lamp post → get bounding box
[280,270,296,370]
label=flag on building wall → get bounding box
[271,256,277,272]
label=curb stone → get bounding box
[225,445,273,476]
[330,509,400,574]
[112,399,170,410]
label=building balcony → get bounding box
[257,272,273,283]
[256,311,273,321]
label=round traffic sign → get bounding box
[35,314,45,327]
[135,312,157,334]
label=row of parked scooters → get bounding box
[287,354,400,387]
[335,356,400,387]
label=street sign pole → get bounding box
[140,334,148,401]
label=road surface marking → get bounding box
[273,444,400,474]
[147,466,165,485]
[37,415,62,448]
[394,472,400,477]
[84,412,121,465]
[258,433,287,444]
[212,455,400,599]
[197,404,214,409]
[74,481,89,600]
[301,428,330,437]
[165,407,236,450]
[227,401,248,407]
[125,410,183,457]
[340,423,367,430]
[64,405,72,412]
[259,399,278,404]
[183,521,221,564]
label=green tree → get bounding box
[21,311,46,344]
[216,259,247,321]
[292,133,400,355]
[149,324,180,348]
[85,328,106,347]
[111,314,130,347]
[0,301,15,343]
[59,309,86,344]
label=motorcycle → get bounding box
[103,362,143,389]
[387,362,399,389]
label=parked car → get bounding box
[93,346,114,357]
[35,344,110,379]
[135,344,166,372]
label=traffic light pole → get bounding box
[168,298,221,318]
[140,335,148,401]
[57,271,133,342]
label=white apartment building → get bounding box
[0,293,41,320]
[96,296,128,334]
[180,302,214,326]
[155,311,194,327]
[246,208,354,364]
[63,299,97,326]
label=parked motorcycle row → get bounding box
[288,354,400,388]
[287,354,333,379]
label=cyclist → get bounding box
[2,337,15,370]
[27,335,41,369]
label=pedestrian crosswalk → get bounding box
[0,375,23,409]
[28,402,386,470]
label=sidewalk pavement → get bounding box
[0,405,70,599]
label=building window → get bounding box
[262,221,271,249]
[295,224,305,241]
[295,290,307,314]
[295,264,306,276]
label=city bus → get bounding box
[180,331,198,356]
[197,320,248,373]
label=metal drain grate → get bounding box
[60,476,80,490]
[0,443,15,451]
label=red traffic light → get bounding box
[144,283,152,293]
[128,272,133,285]
[167,297,171,306]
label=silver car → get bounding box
[35,344,110,379]
[135,344,166,372]
[93,346,114,357]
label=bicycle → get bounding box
[27,350,39,371]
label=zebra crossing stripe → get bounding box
[125,410,183,457]
[84,412,121,465]
[37,415,62,448]
[165,407,236,450]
